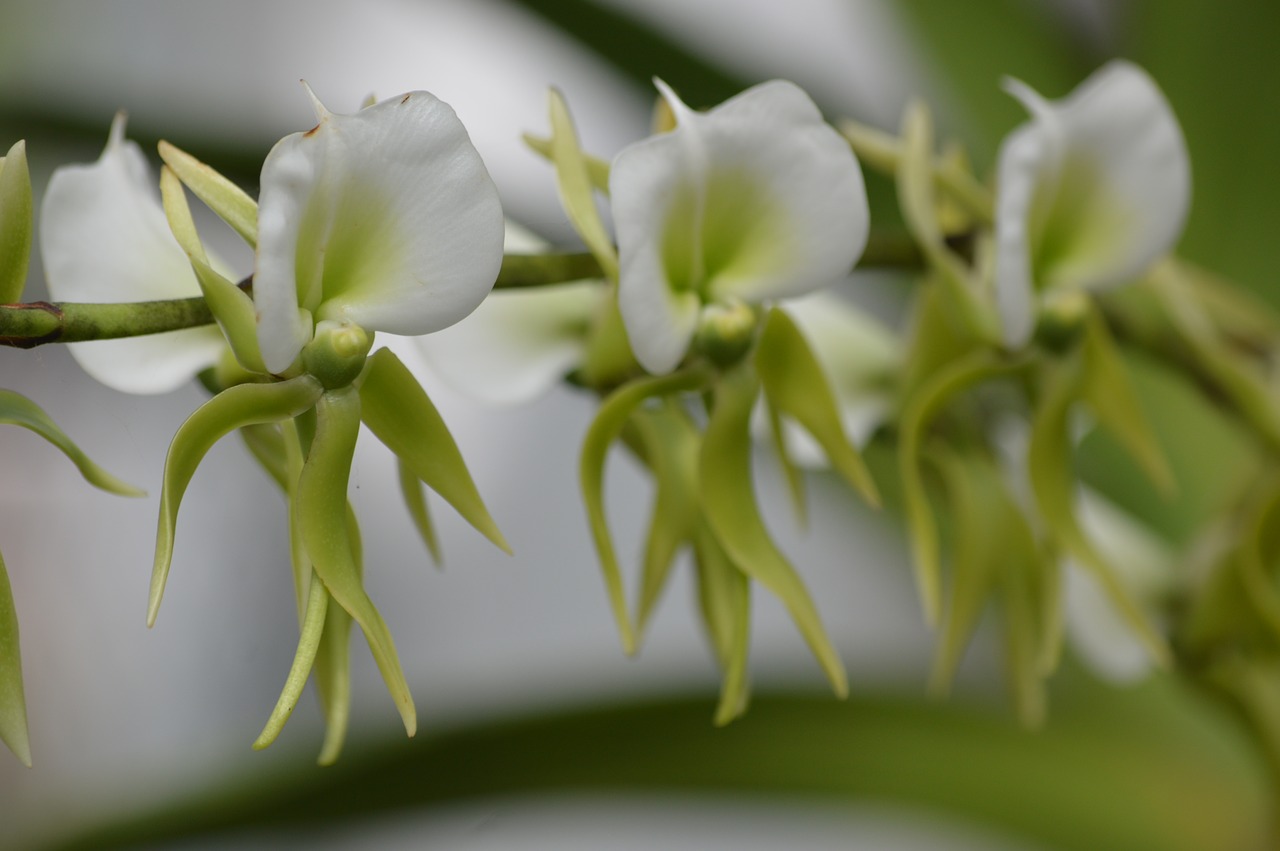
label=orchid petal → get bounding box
[255,87,504,373]
[41,113,225,393]
[612,80,867,374]
[995,62,1190,347]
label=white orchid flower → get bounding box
[611,79,869,374]
[409,222,602,405]
[994,61,1191,348]
[254,86,505,374]
[40,113,226,394]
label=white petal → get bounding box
[995,62,1189,346]
[611,80,867,374]
[40,114,224,394]
[255,88,504,373]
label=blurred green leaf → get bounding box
[0,548,30,767]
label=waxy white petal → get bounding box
[995,62,1190,347]
[41,114,224,394]
[612,80,868,374]
[255,88,504,374]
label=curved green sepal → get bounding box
[300,387,415,737]
[699,364,847,698]
[632,403,699,635]
[763,395,807,526]
[522,132,611,195]
[397,458,442,566]
[0,140,32,303]
[314,502,360,765]
[160,166,266,374]
[358,348,509,555]
[0,549,31,767]
[253,572,329,751]
[149,376,324,627]
[0,389,143,497]
[898,351,1011,626]
[239,423,289,493]
[581,367,710,655]
[755,307,881,508]
[1028,358,1170,667]
[1080,307,1174,494]
[692,520,751,726]
[545,89,619,281]
[158,140,258,248]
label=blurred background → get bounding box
[0,1,1277,849]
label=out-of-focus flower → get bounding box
[994,61,1190,348]
[611,79,868,374]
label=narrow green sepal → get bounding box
[692,521,752,726]
[149,376,324,627]
[239,423,289,492]
[253,572,329,751]
[763,395,808,526]
[398,458,442,566]
[1028,358,1171,667]
[159,166,266,374]
[313,592,354,766]
[0,389,143,498]
[699,364,847,698]
[158,140,258,248]
[545,89,619,281]
[358,348,509,555]
[581,368,710,655]
[755,307,880,508]
[0,549,31,767]
[898,351,1010,626]
[0,140,33,303]
[522,133,611,195]
[300,387,415,737]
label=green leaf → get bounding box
[699,364,847,697]
[358,348,509,555]
[159,166,265,373]
[755,307,880,507]
[253,572,329,751]
[299,387,415,737]
[0,548,31,767]
[0,140,32,303]
[692,520,751,726]
[397,458,441,566]
[631,402,700,636]
[544,88,619,281]
[0,389,144,497]
[1028,357,1171,667]
[158,140,258,248]
[148,376,324,626]
[1080,308,1173,494]
[580,368,710,654]
[898,350,1012,625]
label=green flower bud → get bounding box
[693,299,760,368]
[1034,289,1089,352]
[303,320,373,389]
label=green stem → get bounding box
[0,237,924,350]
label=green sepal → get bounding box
[543,89,619,281]
[898,351,1010,625]
[762,394,807,526]
[239,423,289,492]
[0,389,144,497]
[397,458,442,566]
[692,520,751,726]
[159,166,266,374]
[0,140,32,303]
[253,571,329,751]
[631,402,700,636]
[1028,357,1171,667]
[358,348,509,555]
[283,417,311,621]
[313,504,361,765]
[1235,480,1280,642]
[1080,307,1174,494]
[158,140,258,248]
[299,387,415,737]
[755,307,881,508]
[699,364,847,698]
[522,132,611,195]
[580,368,710,655]
[0,548,31,767]
[149,376,324,627]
